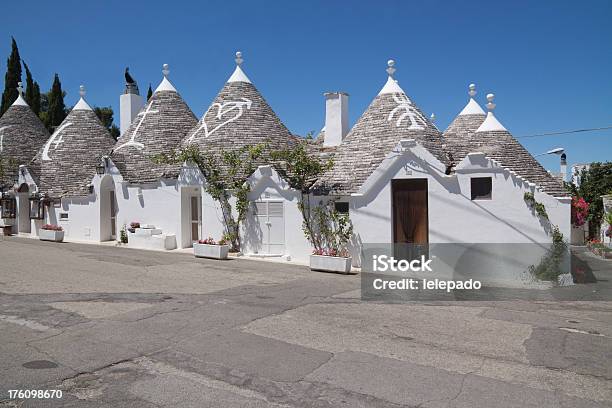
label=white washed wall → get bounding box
[347,149,571,267]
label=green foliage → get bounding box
[154,144,265,252]
[270,139,333,193]
[567,162,612,238]
[311,200,353,256]
[44,74,67,132]
[604,211,612,227]
[528,225,568,282]
[523,192,548,220]
[23,61,41,115]
[524,193,568,281]
[1,37,22,115]
[119,225,128,244]
[270,137,334,249]
[94,106,120,140]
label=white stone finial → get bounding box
[162,64,170,78]
[430,113,436,123]
[386,59,396,77]
[468,83,476,98]
[79,85,85,97]
[17,82,23,95]
[486,93,496,111]
[235,51,243,66]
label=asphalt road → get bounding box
[0,237,611,407]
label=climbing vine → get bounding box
[524,192,569,282]
[154,143,265,252]
[523,192,548,220]
[270,138,334,251]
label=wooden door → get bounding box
[190,196,201,242]
[392,179,428,258]
[109,191,117,238]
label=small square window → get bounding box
[59,213,69,220]
[471,177,492,200]
[334,202,349,214]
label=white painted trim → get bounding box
[227,66,252,83]
[154,76,177,93]
[458,98,485,115]
[377,76,405,95]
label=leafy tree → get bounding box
[45,74,66,132]
[567,162,612,238]
[270,137,334,250]
[146,84,153,101]
[23,61,41,115]
[94,106,120,140]
[155,144,265,251]
[1,37,22,115]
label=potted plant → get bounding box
[310,248,352,274]
[118,225,128,244]
[39,224,64,242]
[193,237,230,260]
[308,200,354,274]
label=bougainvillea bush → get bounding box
[571,196,589,227]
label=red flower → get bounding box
[42,224,63,231]
[571,197,589,227]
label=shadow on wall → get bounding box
[359,153,461,205]
[242,202,264,254]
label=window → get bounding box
[334,202,349,214]
[471,177,492,200]
[29,197,45,219]
[0,196,16,219]
[59,213,69,220]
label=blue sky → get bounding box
[2,0,610,172]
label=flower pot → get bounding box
[194,243,230,260]
[39,229,64,242]
[310,255,352,274]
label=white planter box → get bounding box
[194,243,230,260]
[310,255,352,274]
[39,229,64,242]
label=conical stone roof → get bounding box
[30,89,115,197]
[0,91,49,188]
[183,53,293,174]
[112,65,198,183]
[442,84,486,164]
[465,95,567,197]
[316,61,447,195]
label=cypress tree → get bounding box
[0,37,22,115]
[146,84,153,101]
[23,61,41,114]
[32,82,41,115]
[46,74,66,131]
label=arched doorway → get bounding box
[99,176,117,241]
[16,183,31,234]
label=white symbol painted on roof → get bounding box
[388,93,426,130]
[42,122,73,161]
[188,97,252,141]
[0,125,13,153]
[115,102,159,151]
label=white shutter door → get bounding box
[267,202,284,254]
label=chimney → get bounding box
[120,83,144,136]
[323,92,349,147]
[560,153,567,181]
